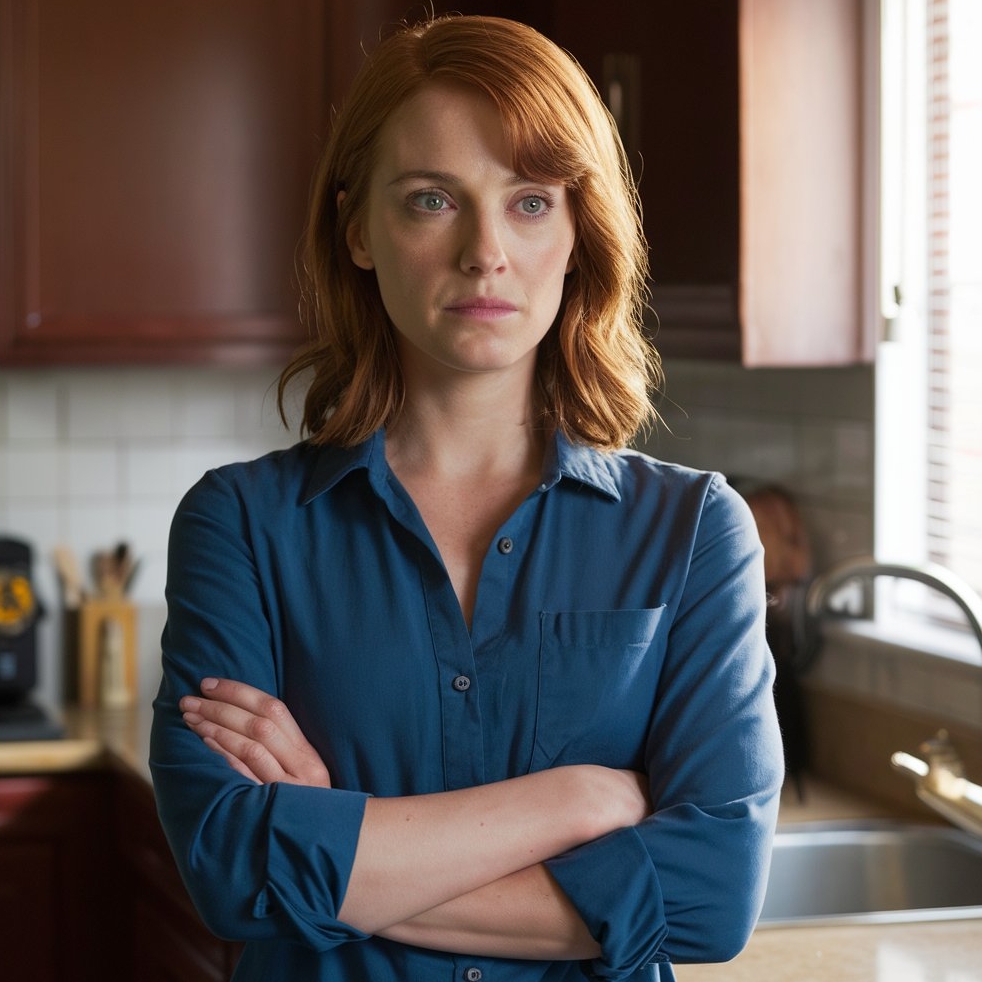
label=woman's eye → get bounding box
[410,192,449,212]
[517,194,550,216]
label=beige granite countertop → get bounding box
[2,708,980,979]
[0,703,153,783]
[675,920,982,982]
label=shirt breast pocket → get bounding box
[530,607,667,771]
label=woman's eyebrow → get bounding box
[388,169,461,188]
[387,169,530,188]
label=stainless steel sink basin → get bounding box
[757,821,982,927]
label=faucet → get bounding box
[804,555,982,655]
[892,731,982,837]
[804,556,982,835]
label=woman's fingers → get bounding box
[199,677,311,746]
[179,677,332,788]
[201,735,263,784]
[183,706,292,783]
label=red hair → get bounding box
[279,14,661,449]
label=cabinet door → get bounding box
[0,0,329,365]
[0,841,56,982]
[738,0,867,366]
[554,0,867,366]
[544,0,744,359]
[114,770,241,981]
[0,774,118,982]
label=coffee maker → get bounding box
[0,536,62,740]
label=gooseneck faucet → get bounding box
[804,556,982,655]
[804,556,982,836]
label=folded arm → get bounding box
[181,677,648,957]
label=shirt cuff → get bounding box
[545,826,668,979]
[255,783,372,950]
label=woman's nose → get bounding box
[458,211,507,274]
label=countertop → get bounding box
[2,707,980,980]
[675,920,982,982]
[0,703,153,783]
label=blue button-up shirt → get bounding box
[150,430,783,981]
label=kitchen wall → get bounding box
[0,367,295,708]
[0,359,874,711]
[640,359,875,576]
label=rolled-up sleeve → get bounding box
[149,469,371,949]
[545,476,784,977]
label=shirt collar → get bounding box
[548,431,622,501]
[301,428,622,504]
[300,430,386,504]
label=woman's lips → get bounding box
[446,297,518,319]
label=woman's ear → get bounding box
[339,191,375,270]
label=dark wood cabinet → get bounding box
[0,773,118,982]
[1,0,869,367]
[0,769,240,982]
[113,770,241,982]
[0,0,334,366]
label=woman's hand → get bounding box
[179,678,332,788]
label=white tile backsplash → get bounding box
[175,380,242,437]
[642,359,875,569]
[123,446,184,498]
[65,445,120,498]
[0,366,292,709]
[5,445,63,499]
[5,374,61,440]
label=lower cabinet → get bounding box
[0,770,240,982]
[113,771,243,982]
[0,773,118,982]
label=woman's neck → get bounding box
[386,373,547,484]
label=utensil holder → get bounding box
[77,599,138,709]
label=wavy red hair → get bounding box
[279,14,661,449]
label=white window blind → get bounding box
[925,0,982,599]
[876,0,982,651]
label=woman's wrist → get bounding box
[567,765,649,842]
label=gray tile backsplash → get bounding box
[638,359,875,574]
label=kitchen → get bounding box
[2,1,981,980]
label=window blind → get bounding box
[924,0,982,606]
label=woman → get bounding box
[150,15,783,981]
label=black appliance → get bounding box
[0,536,63,740]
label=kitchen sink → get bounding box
[757,821,982,927]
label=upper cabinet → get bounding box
[1,0,870,367]
[546,0,871,366]
[0,0,335,366]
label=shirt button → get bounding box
[452,675,471,691]
[464,970,483,982]
[497,536,513,554]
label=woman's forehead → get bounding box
[372,83,514,178]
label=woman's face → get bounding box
[346,83,576,390]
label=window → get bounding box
[876,0,982,657]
